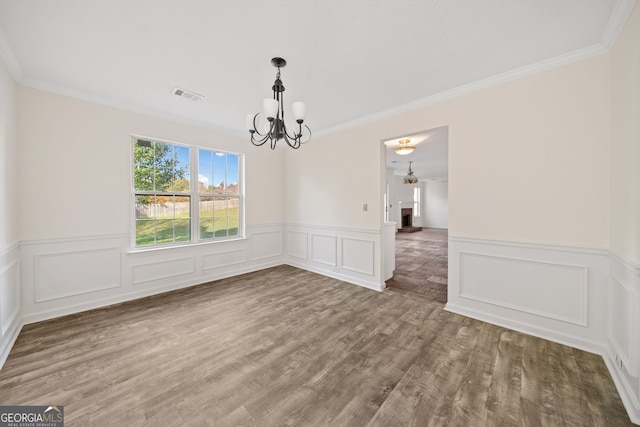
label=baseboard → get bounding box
[0,314,22,370]
[285,260,383,292]
[445,302,606,355]
[603,350,640,425]
[22,259,283,325]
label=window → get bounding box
[132,137,243,248]
[413,186,421,217]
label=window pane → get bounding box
[213,198,228,216]
[135,220,155,246]
[174,146,190,192]
[174,196,190,219]
[135,195,153,219]
[200,218,214,239]
[228,216,239,236]
[134,139,154,166]
[154,142,172,167]
[198,172,213,193]
[228,197,239,217]
[213,152,226,172]
[134,166,154,191]
[199,196,213,217]
[175,219,190,242]
[225,174,239,194]
[214,217,228,237]
[227,154,239,175]
[155,219,174,243]
[155,167,173,192]
[213,174,225,194]
[198,150,212,171]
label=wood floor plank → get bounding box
[0,265,634,426]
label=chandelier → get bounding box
[404,161,418,184]
[246,57,311,149]
[394,139,415,155]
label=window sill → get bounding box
[126,236,247,255]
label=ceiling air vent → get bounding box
[171,87,204,102]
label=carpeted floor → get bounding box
[386,228,448,303]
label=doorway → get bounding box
[382,127,449,303]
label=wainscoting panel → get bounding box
[311,234,337,267]
[132,256,195,286]
[0,242,21,368]
[459,252,588,326]
[286,231,308,260]
[250,230,282,261]
[285,224,382,291]
[341,238,375,276]
[606,253,640,424]
[202,249,246,272]
[19,225,285,325]
[35,248,121,301]
[447,237,609,354]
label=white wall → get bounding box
[17,87,285,240]
[0,55,20,366]
[15,86,288,323]
[424,179,448,229]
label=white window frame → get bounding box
[130,136,244,250]
[413,186,421,218]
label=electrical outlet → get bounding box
[615,354,624,370]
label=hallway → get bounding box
[386,228,448,303]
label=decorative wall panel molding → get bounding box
[132,256,195,285]
[285,224,382,291]
[606,253,640,424]
[286,231,308,260]
[341,238,375,276]
[35,248,122,301]
[448,237,609,354]
[202,249,246,272]
[20,225,285,324]
[459,252,588,326]
[311,234,337,267]
[250,230,282,260]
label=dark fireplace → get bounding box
[398,207,422,233]
[401,208,413,228]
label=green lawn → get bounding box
[136,207,239,246]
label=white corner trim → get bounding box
[601,0,638,50]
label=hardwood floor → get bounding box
[0,265,633,426]
[386,228,449,303]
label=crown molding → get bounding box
[19,76,247,139]
[601,0,637,50]
[316,43,609,138]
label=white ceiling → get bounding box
[0,1,631,152]
[384,127,448,181]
